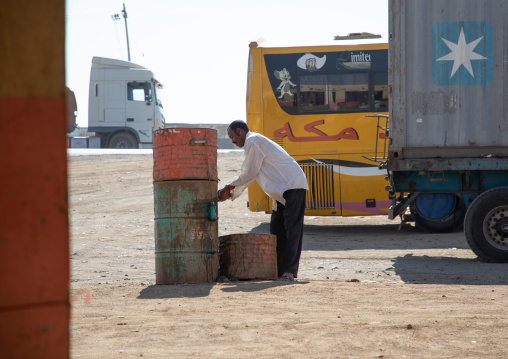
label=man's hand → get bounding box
[217,184,235,202]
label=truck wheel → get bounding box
[409,193,465,233]
[464,187,508,263]
[108,132,138,149]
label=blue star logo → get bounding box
[432,21,493,86]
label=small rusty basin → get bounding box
[218,234,277,280]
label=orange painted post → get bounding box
[0,1,69,358]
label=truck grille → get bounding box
[300,163,335,209]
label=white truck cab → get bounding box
[88,56,165,148]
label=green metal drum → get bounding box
[154,180,218,284]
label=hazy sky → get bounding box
[66,0,388,127]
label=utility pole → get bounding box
[112,3,131,61]
[122,3,131,61]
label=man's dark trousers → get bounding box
[270,188,306,278]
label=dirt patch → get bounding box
[69,151,508,358]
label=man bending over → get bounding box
[218,120,308,281]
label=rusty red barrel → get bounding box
[219,234,278,280]
[154,180,218,284]
[153,128,218,181]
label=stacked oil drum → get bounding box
[153,128,218,284]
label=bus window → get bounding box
[299,73,369,113]
[329,73,369,111]
[299,75,327,111]
[373,72,389,110]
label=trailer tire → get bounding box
[465,187,508,263]
[409,193,465,233]
[108,132,138,149]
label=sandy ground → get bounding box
[69,151,508,358]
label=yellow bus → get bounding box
[246,41,390,216]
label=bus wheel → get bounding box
[465,187,508,263]
[108,132,138,149]
[409,193,465,233]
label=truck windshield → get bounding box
[154,85,163,108]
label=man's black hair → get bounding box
[227,120,249,132]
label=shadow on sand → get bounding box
[137,283,215,299]
[249,222,469,251]
[392,253,508,285]
[137,280,309,299]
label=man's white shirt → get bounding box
[229,132,308,206]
